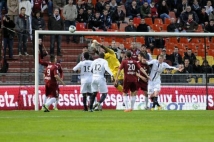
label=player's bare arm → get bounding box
[136,72,147,82]
[140,67,150,80]
[55,75,66,86]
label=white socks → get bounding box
[145,96,148,108]
[53,98,59,108]
[43,95,47,105]
[131,96,136,110]
[45,98,56,108]
[123,96,129,109]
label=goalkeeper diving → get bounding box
[91,40,124,92]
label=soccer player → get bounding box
[39,53,64,110]
[136,52,150,110]
[73,52,93,111]
[130,42,140,61]
[146,55,183,110]
[115,51,150,112]
[43,55,65,112]
[92,40,124,92]
[89,52,113,112]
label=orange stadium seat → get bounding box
[111,23,118,30]
[179,37,189,43]
[161,24,168,31]
[114,37,125,43]
[197,49,205,56]
[199,37,210,44]
[136,37,145,44]
[153,48,161,55]
[76,23,86,31]
[144,18,153,25]
[154,18,163,25]
[190,38,199,43]
[123,42,131,49]
[133,17,141,25]
[166,49,173,55]
[208,49,214,57]
[151,24,161,32]
[169,37,178,44]
[164,18,171,25]
[119,23,128,31]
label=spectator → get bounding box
[85,0,94,11]
[86,8,93,24]
[205,0,213,15]
[38,38,48,74]
[76,0,85,12]
[167,0,181,15]
[205,19,214,32]
[110,41,119,58]
[150,1,158,19]
[137,18,150,32]
[174,64,190,83]
[63,0,77,44]
[53,0,66,13]
[140,2,151,18]
[167,18,179,32]
[198,7,209,25]
[183,58,193,82]
[76,46,93,63]
[177,0,189,18]
[101,9,112,31]
[191,0,201,16]
[125,18,137,32]
[109,0,117,15]
[19,0,33,39]
[169,46,183,67]
[95,0,106,14]
[192,59,202,83]
[140,44,152,60]
[7,0,19,21]
[32,0,42,13]
[76,8,87,24]
[157,0,170,22]
[183,48,196,65]
[126,0,141,19]
[0,0,7,20]
[3,15,15,59]
[48,8,64,56]
[105,4,114,17]
[88,11,104,31]
[118,50,126,63]
[112,4,125,27]
[201,60,213,83]
[32,11,45,50]
[184,14,198,32]
[130,42,140,61]
[16,7,30,56]
[47,0,53,16]
[209,10,214,20]
[180,6,199,24]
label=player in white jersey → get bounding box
[73,52,93,111]
[146,55,183,110]
[89,52,113,112]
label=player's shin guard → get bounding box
[99,93,107,104]
[89,93,97,110]
[83,93,87,110]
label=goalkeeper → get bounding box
[91,40,124,92]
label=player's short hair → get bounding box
[20,7,26,11]
[158,54,164,59]
[139,52,146,59]
[50,54,55,62]
[84,52,90,60]
[126,51,132,58]
[99,52,105,58]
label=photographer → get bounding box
[3,15,15,59]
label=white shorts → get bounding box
[91,77,108,93]
[80,82,92,93]
[148,80,161,95]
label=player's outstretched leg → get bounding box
[41,95,48,110]
[89,92,97,112]
[144,91,149,110]
[53,97,59,110]
[44,97,56,112]
[94,93,107,111]
[82,93,88,111]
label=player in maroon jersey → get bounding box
[39,54,64,110]
[136,52,150,110]
[130,42,140,61]
[115,51,150,112]
[43,55,65,112]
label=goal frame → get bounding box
[34,31,214,111]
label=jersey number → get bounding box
[83,66,90,72]
[47,69,50,76]
[94,64,101,71]
[128,64,135,71]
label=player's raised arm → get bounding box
[93,40,115,54]
[165,63,184,71]
[39,52,48,67]
[146,59,156,65]
[104,60,113,77]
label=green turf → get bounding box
[0,110,213,142]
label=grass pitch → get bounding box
[0,110,214,142]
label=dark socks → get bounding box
[99,93,107,104]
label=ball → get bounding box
[69,25,76,33]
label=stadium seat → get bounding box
[133,17,141,25]
[76,23,86,31]
[179,37,189,43]
[199,38,210,44]
[161,24,168,31]
[153,48,160,55]
[152,55,157,59]
[119,23,128,31]
[136,37,145,44]
[123,41,131,49]
[151,24,161,32]
[164,18,171,25]
[154,18,163,25]
[169,37,178,44]
[209,78,214,83]
[190,38,199,43]
[197,49,205,56]
[208,49,214,57]
[198,78,203,83]
[166,49,173,55]
[189,78,195,84]
[169,11,176,18]
[144,18,153,25]
[196,24,204,32]
[111,23,118,30]
[115,37,125,43]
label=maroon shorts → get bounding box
[123,81,138,93]
[137,81,148,91]
[45,83,59,98]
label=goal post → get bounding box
[34,31,214,111]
